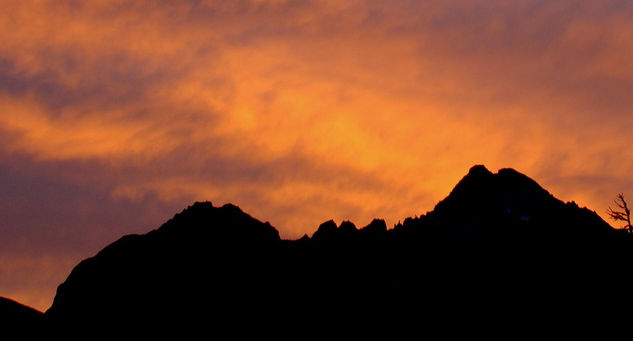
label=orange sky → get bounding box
[2,0,633,311]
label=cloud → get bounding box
[2,0,633,310]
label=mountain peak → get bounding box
[361,219,387,233]
[312,220,338,240]
[339,220,358,233]
[431,165,556,220]
[468,164,493,176]
[446,164,496,198]
[452,165,547,195]
[157,201,279,240]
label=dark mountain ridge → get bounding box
[7,165,633,333]
[0,296,44,333]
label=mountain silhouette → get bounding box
[0,297,44,329]
[6,165,633,334]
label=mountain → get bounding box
[0,297,44,335]
[9,165,633,333]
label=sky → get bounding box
[2,0,633,311]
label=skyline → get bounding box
[2,0,633,311]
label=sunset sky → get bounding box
[2,0,633,311]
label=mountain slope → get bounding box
[36,165,633,332]
[0,297,44,334]
[396,165,620,256]
[46,202,281,327]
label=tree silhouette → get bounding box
[607,193,633,234]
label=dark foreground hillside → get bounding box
[7,165,633,334]
[0,296,44,334]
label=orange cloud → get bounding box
[1,0,633,311]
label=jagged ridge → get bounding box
[8,166,633,334]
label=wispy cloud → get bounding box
[1,0,633,310]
